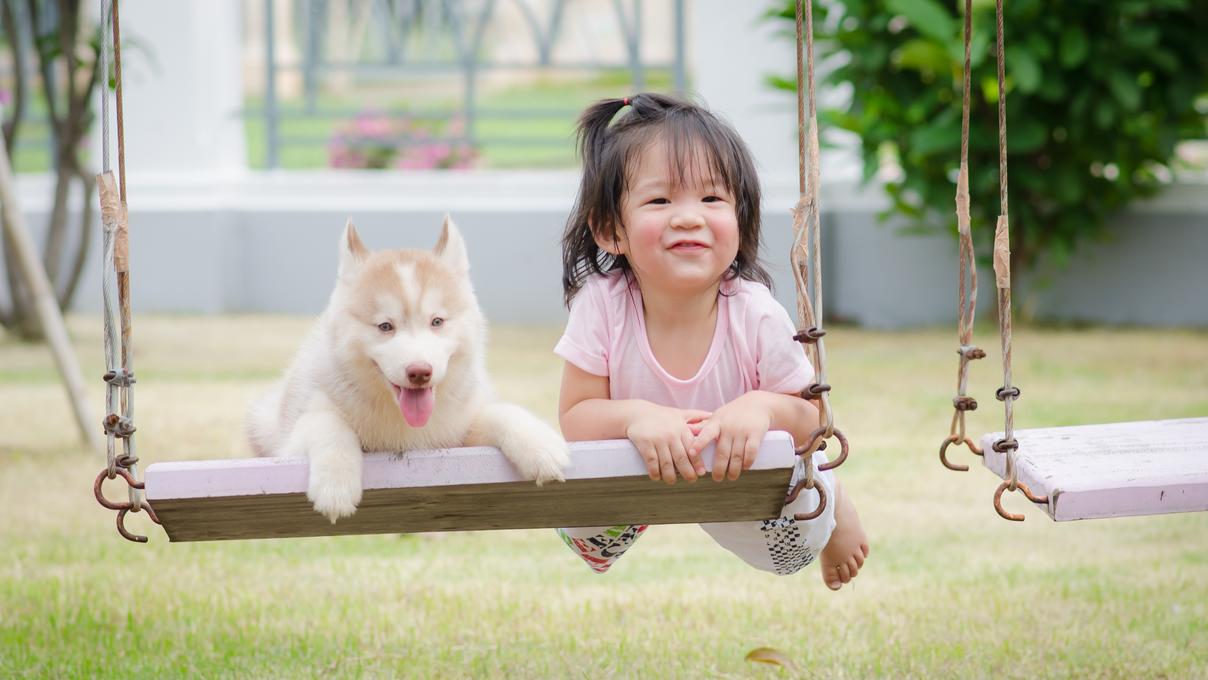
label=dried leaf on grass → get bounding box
[745,646,799,673]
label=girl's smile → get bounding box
[667,239,710,251]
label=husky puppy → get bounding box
[248,217,570,522]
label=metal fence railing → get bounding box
[253,0,688,169]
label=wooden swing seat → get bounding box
[981,417,1208,521]
[144,432,799,542]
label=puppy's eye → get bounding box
[431,317,445,328]
[377,322,394,333]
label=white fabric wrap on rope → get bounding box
[993,214,1011,290]
[97,171,139,510]
[98,174,120,467]
[953,162,977,412]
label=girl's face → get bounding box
[599,140,740,297]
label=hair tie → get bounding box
[622,97,630,106]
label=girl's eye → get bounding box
[377,322,394,333]
[648,197,670,205]
[431,317,445,328]
[703,195,724,203]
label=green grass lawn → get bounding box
[1,316,1206,678]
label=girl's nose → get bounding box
[669,207,706,229]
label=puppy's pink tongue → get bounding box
[399,387,435,427]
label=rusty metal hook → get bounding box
[788,478,828,521]
[785,451,827,520]
[93,467,144,510]
[94,467,159,542]
[115,501,160,543]
[796,426,848,471]
[993,480,1048,521]
[939,433,984,472]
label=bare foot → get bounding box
[819,481,869,590]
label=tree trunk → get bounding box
[1,215,37,334]
[1,0,101,339]
[1,0,28,155]
[0,0,30,327]
[60,170,94,309]
[42,156,71,290]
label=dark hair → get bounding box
[560,92,772,305]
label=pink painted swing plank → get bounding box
[981,417,1208,521]
[145,432,799,542]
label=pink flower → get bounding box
[353,112,393,138]
[396,156,429,170]
[329,109,479,170]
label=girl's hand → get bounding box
[626,406,711,484]
[689,392,772,481]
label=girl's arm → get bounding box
[748,390,822,447]
[558,361,709,482]
[557,361,650,441]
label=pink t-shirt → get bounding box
[554,270,814,411]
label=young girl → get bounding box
[554,93,869,589]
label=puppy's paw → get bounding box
[505,422,571,486]
[307,464,363,523]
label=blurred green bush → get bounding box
[771,0,1208,272]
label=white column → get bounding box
[100,0,246,179]
[691,0,798,178]
[690,0,859,192]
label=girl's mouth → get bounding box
[669,241,709,251]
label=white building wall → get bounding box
[7,0,1206,328]
[692,0,799,178]
[99,0,247,181]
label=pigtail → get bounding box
[561,98,632,306]
[575,98,630,179]
[575,98,635,240]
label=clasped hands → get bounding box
[625,392,772,484]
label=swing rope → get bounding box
[783,0,848,523]
[936,0,1045,519]
[988,0,1046,521]
[939,0,986,471]
[93,0,158,542]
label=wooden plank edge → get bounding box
[1049,482,1208,521]
[146,431,798,501]
[153,468,799,542]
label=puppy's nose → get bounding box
[406,363,432,387]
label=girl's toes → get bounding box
[824,565,842,590]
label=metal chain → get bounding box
[940,0,986,472]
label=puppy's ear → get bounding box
[434,214,469,273]
[339,219,370,279]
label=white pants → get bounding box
[557,451,837,575]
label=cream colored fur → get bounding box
[247,216,569,522]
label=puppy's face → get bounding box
[332,217,479,427]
